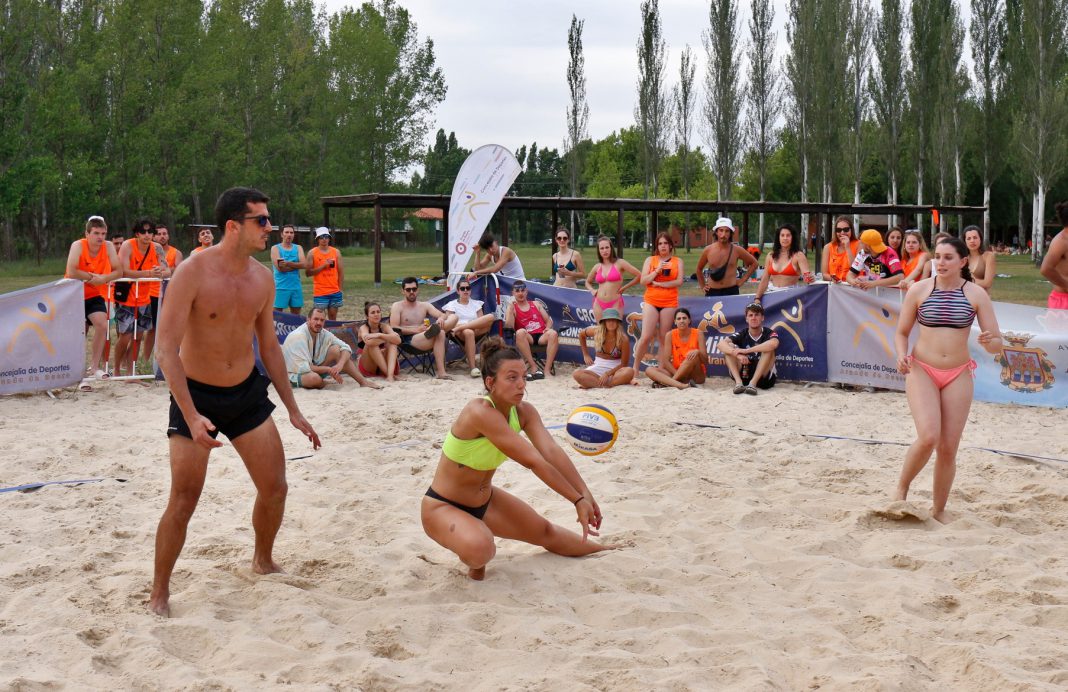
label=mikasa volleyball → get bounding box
[565,404,619,456]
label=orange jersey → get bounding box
[309,246,341,296]
[643,256,680,308]
[148,245,179,297]
[121,240,160,307]
[192,246,208,254]
[826,239,859,282]
[901,254,921,280]
[670,327,701,369]
[65,239,112,300]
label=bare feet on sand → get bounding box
[252,558,284,575]
[468,566,486,581]
[148,592,170,617]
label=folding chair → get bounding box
[503,328,556,376]
[398,341,435,375]
[447,320,498,370]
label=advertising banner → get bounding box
[0,279,85,394]
[446,145,522,286]
[827,286,910,389]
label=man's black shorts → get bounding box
[167,368,275,441]
[704,285,740,297]
[84,296,107,322]
[741,371,777,389]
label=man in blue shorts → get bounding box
[271,224,306,314]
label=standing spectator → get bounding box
[191,227,214,254]
[696,216,758,296]
[898,230,930,290]
[1041,202,1068,309]
[644,308,708,389]
[584,235,642,321]
[307,226,343,320]
[145,224,183,360]
[718,302,779,395]
[64,215,121,383]
[271,224,306,314]
[964,225,996,293]
[111,234,125,252]
[154,225,184,270]
[632,232,684,375]
[753,223,814,303]
[552,226,586,288]
[468,231,525,281]
[504,279,559,380]
[886,226,904,257]
[821,216,860,282]
[114,220,169,376]
[846,229,904,289]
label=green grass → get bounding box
[2,244,1051,318]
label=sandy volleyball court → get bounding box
[2,371,1067,689]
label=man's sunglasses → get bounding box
[239,214,272,227]
[403,286,419,292]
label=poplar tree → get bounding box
[565,14,589,232]
[747,0,779,244]
[847,0,872,219]
[635,0,671,243]
[787,0,819,233]
[869,0,908,227]
[673,44,697,249]
[970,0,1007,244]
[703,0,743,201]
[909,0,947,235]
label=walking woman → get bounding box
[585,235,642,321]
[632,232,684,374]
[552,227,586,288]
[421,337,613,580]
[894,236,1002,522]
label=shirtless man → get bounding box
[150,187,320,617]
[389,277,458,379]
[696,217,758,296]
[1041,202,1068,310]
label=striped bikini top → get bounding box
[917,282,976,329]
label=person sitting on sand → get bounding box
[420,337,613,580]
[573,308,636,389]
[389,277,457,380]
[718,302,779,395]
[357,301,401,381]
[282,307,380,390]
[644,308,707,389]
[442,278,497,378]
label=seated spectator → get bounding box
[753,223,814,303]
[717,302,779,395]
[644,308,707,389]
[389,277,458,380]
[846,229,904,289]
[468,231,525,280]
[573,308,635,389]
[282,307,379,390]
[504,279,559,380]
[443,279,497,377]
[357,301,401,381]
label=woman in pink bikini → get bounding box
[585,235,642,322]
[894,235,1002,523]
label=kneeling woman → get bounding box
[421,338,612,579]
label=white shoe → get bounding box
[470,367,481,378]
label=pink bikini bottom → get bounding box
[593,294,625,311]
[909,356,976,390]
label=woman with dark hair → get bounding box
[357,301,401,381]
[632,232,684,374]
[552,226,586,288]
[820,216,859,282]
[963,225,996,293]
[753,223,813,303]
[886,226,904,256]
[897,230,930,290]
[584,235,642,322]
[894,235,1002,523]
[644,308,707,389]
[421,337,613,580]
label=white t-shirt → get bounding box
[443,298,484,324]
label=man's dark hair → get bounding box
[745,302,765,315]
[131,218,156,235]
[478,231,496,251]
[401,276,419,288]
[214,187,269,231]
[308,306,327,318]
[281,223,296,232]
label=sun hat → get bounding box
[314,226,331,238]
[713,216,735,231]
[599,308,622,323]
[860,229,887,254]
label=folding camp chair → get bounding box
[398,342,435,375]
[503,328,556,376]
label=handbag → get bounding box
[113,245,152,302]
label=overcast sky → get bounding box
[321,0,793,157]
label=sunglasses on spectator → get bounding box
[457,285,471,291]
[403,286,419,292]
[836,228,851,233]
[556,235,568,241]
[239,214,271,227]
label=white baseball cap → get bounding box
[314,226,331,238]
[714,216,734,231]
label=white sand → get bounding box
[2,370,1068,689]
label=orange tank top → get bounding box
[670,327,701,369]
[192,245,208,254]
[65,239,112,300]
[148,245,178,298]
[827,239,858,282]
[121,240,159,307]
[310,246,340,296]
[643,256,680,308]
[901,254,921,280]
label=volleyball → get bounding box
[565,404,619,456]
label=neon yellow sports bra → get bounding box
[442,396,521,471]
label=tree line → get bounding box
[1,0,444,261]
